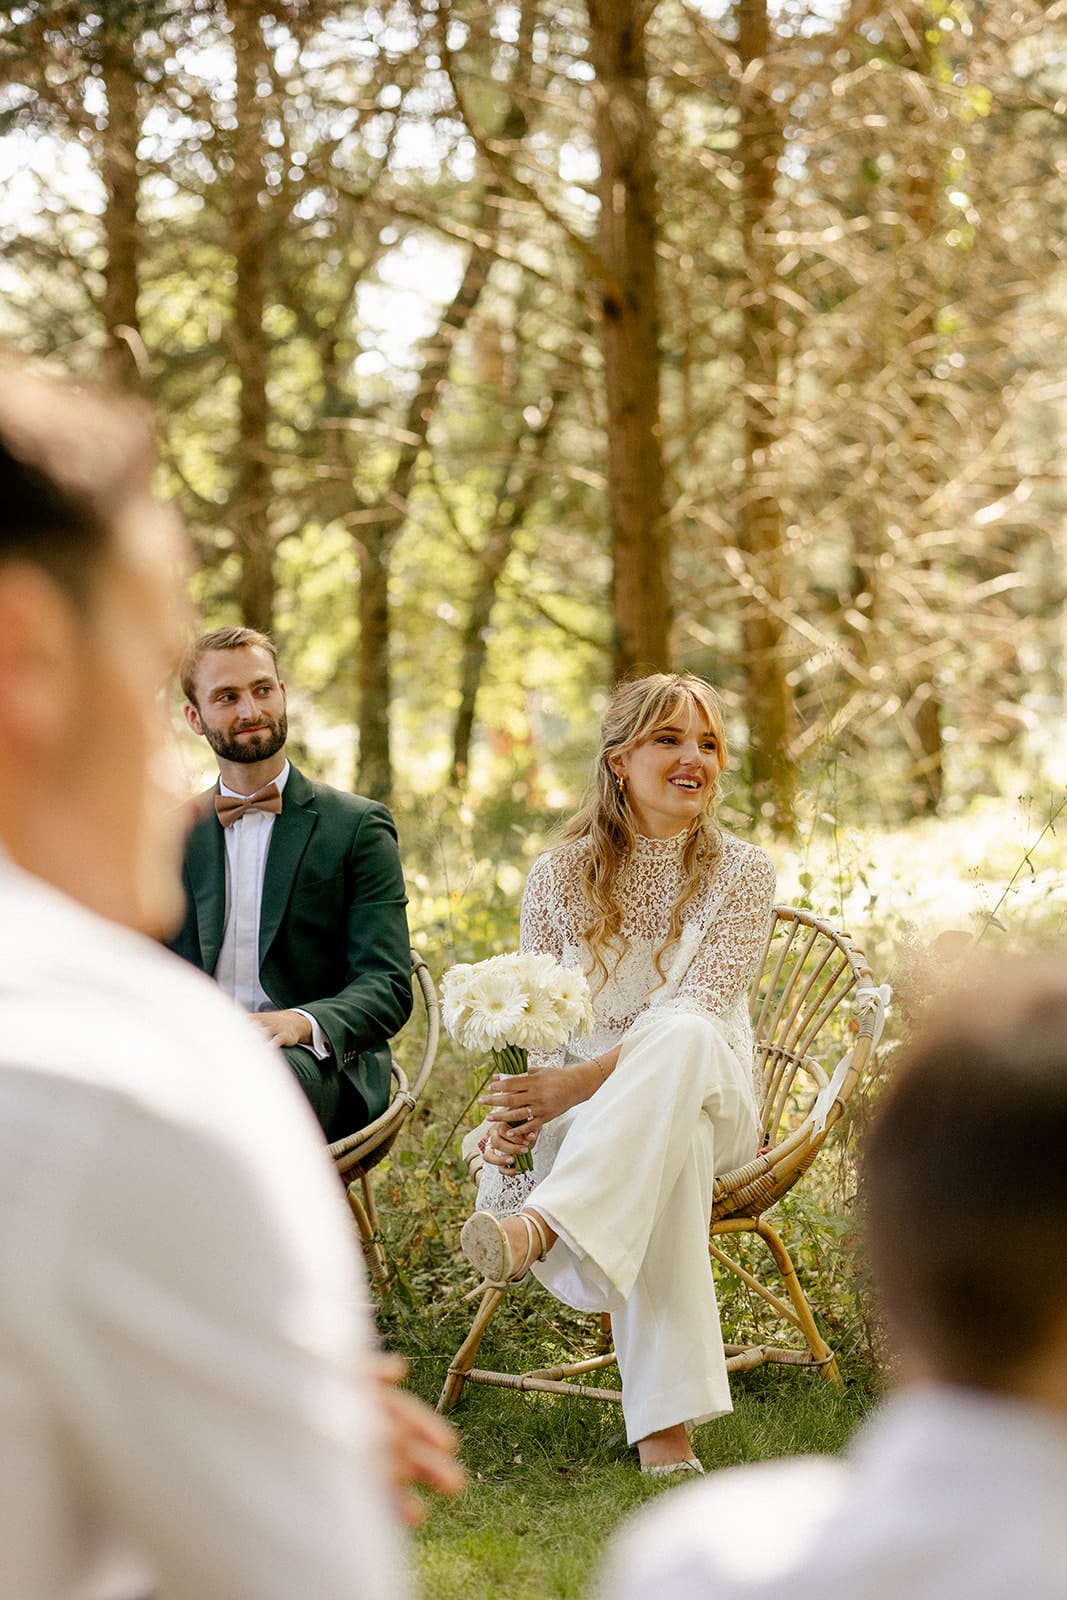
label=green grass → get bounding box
[403,1355,879,1600]
[378,1258,882,1600]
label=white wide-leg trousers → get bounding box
[528,1010,759,1444]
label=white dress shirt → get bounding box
[214,761,328,1058]
[598,1384,1067,1600]
[0,849,408,1599]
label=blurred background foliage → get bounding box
[2,0,1064,831]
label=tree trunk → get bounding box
[354,0,543,801]
[735,0,796,834]
[587,0,670,678]
[450,380,567,786]
[907,679,944,810]
[355,218,497,800]
[230,1,275,634]
[357,528,392,804]
[99,38,142,391]
[898,5,945,814]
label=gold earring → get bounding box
[614,773,626,798]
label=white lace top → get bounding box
[476,826,776,1215]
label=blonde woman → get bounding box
[461,673,776,1474]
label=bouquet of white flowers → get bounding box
[442,952,594,1173]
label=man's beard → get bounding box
[205,710,288,765]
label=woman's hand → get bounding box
[479,1060,599,1168]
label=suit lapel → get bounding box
[259,765,317,962]
[185,789,227,973]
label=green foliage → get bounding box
[3,0,1064,825]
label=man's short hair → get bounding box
[179,626,279,707]
[865,957,1067,1391]
[0,354,157,600]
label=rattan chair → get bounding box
[329,948,440,1284]
[437,906,889,1413]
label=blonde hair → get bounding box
[561,673,727,990]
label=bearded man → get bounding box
[171,627,413,1139]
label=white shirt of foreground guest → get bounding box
[0,850,408,1600]
[597,1385,1067,1600]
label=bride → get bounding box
[461,672,776,1473]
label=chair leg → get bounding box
[753,1216,840,1382]
[437,1283,507,1414]
[346,1174,388,1284]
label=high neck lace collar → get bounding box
[631,829,691,859]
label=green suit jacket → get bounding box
[170,765,412,1124]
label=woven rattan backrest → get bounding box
[749,908,872,1147]
[329,949,440,1176]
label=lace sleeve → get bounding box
[671,844,776,1021]
[519,851,569,1071]
[519,851,564,962]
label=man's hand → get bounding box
[374,1357,465,1524]
[250,1009,314,1048]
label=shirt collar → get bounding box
[218,759,290,801]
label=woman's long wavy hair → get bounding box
[560,673,728,992]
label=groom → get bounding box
[172,627,413,1139]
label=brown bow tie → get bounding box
[214,783,283,827]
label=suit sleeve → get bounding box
[300,802,413,1061]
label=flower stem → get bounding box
[490,1044,533,1172]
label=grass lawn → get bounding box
[405,1354,879,1599]
[379,1266,882,1600]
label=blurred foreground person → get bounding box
[598,958,1067,1599]
[0,356,459,1600]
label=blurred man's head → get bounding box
[0,355,189,937]
[865,958,1067,1409]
